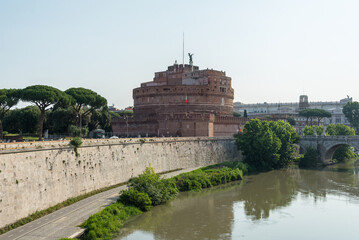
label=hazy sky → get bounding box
[1,0,359,108]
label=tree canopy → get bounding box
[298,109,331,126]
[20,85,70,140]
[236,119,299,171]
[325,124,355,136]
[343,101,359,133]
[0,89,20,139]
[286,116,296,126]
[3,106,40,134]
[65,88,107,134]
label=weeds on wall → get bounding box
[69,137,82,157]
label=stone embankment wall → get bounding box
[0,137,241,228]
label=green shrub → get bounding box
[202,161,249,174]
[316,125,324,136]
[236,119,298,171]
[68,124,88,137]
[118,189,152,211]
[81,202,141,240]
[69,137,82,157]
[333,145,357,162]
[299,148,318,168]
[303,126,315,136]
[129,167,178,205]
[174,167,243,191]
[174,171,212,191]
[70,137,82,148]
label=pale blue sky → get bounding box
[1,0,359,108]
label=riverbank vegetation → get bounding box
[235,119,299,171]
[298,147,319,168]
[79,162,246,240]
[80,203,142,240]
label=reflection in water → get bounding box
[237,170,297,220]
[117,183,243,240]
[115,163,359,240]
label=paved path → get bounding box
[0,168,199,240]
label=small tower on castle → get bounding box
[299,95,309,110]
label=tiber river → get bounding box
[115,163,359,240]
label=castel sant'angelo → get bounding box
[112,56,247,137]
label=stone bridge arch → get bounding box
[299,136,359,164]
[321,140,359,164]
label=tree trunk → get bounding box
[76,110,80,127]
[38,110,45,140]
[0,119,3,141]
[79,113,82,137]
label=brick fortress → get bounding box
[112,60,247,137]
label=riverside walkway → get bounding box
[0,168,199,240]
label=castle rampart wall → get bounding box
[0,137,240,228]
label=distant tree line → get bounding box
[297,102,359,134]
[0,85,110,140]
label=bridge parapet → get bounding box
[301,135,359,140]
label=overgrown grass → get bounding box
[126,167,179,206]
[0,182,126,235]
[174,166,244,191]
[80,202,141,240]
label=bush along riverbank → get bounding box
[78,161,247,240]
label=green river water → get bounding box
[115,163,359,240]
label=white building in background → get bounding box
[234,95,353,134]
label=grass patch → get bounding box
[80,202,141,240]
[23,136,39,141]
